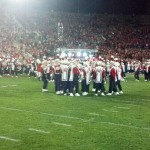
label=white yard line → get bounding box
[117,107,130,109]
[0,136,20,142]
[8,85,17,87]
[88,113,105,117]
[0,86,8,88]
[0,106,90,122]
[0,107,31,113]
[0,106,149,131]
[100,121,150,131]
[141,99,150,102]
[114,106,130,110]
[41,112,89,122]
[113,99,150,104]
[53,122,72,127]
[0,85,17,88]
[102,109,118,113]
[125,103,137,106]
[28,128,50,134]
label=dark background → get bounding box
[1,0,150,14]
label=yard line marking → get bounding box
[128,99,150,103]
[8,85,17,87]
[117,107,130,109]
[0,106,89,122]
[100,121,150,131]
[53,122,72,127]
[125,104,137,106]
[0,85,17,88]
[0,86,7,88]
[141,99,150,102]
[102,109,118,113]
[113,99,150,104]
[41,112,89,122]
[114,106,130,110]
[28,128,50,134]
[111,110,119,113]
[0,136,20,142]
[0,107,31,113]
[88,113,105,116]
[102,109,108,111]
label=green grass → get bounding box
[0,74,150,150]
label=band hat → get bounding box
[97,61,102,66]
[36,59,41,64]
[101,62,106,67]
[11,58,15,63]
[111,55,114,58]
[55,59,60,64]
[110,61,115,66]
[61,59,69,65]
[115,62,120,67]
[83,61,89,66]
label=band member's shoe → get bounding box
[101,92,105,96]
[107,93,112,96]
[70,93,74,96]
[42,89,48,92]
[75,93,80,96]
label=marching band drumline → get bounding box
[0,57,150,96]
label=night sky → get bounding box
[2,0,149,14]
[37,0,149,14]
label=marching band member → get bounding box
[36,59,42,80]
[68,60,80,96]
[81,61,91,96]
[46,60,51,82]
[93,61,105,96]
[73,60,80,96]
[61,59,69,95]
[68,61,75,96]
[49,60,55,82]
[121,61,126,78]
[130,61,134,73]
[106,60,110,77]
[11,58,18,77]
[145,61,150,81]
[115,62,123,94]
[41,60,48,92]
[107,61,119,95]
[53,59,62,94]
[28,60,36,78]
[0,58,3,77]
[148,61,150,81]
[134,61,140,81]
[127,61,131,73]
[101,62,106,90]
[91,61,96,92]
[143,62,147,81]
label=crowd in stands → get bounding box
[0,7,150,64]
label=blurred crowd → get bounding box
[0,8,150,66]
[0,8,150,95]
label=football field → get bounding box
[0,75,150,150]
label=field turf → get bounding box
[0,74,150,150]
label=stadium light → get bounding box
[77,52,81,57]
[68,52,72,57]
[61,52,66,58]
[10,0,26,3]
[89,54,93,58]
[83,52,87,57]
